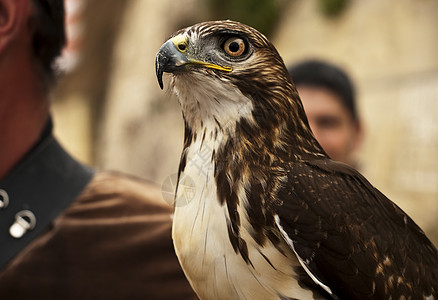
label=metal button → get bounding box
[0,189,9,209]
[9,210,37,239]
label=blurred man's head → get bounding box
[289,60,363,166]
[0,0,66,90]
[0,0,66,180]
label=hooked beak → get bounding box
[155,38,189,90]
[155,35,232,90]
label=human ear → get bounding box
[0,0,30,54]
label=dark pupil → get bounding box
[229,41,240,53]
[178,44,186,51]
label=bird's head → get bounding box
[156,20,325,159]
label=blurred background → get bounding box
[52,0,438,245]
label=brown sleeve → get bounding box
[0,171,198,300]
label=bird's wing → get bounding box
[273,159,438,299]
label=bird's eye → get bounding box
[223,37,246,57]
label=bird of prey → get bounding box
[155,20,438,300]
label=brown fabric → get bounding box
[0,171,197,300]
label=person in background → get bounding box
[0,0,196,299]
[288,60,363,167]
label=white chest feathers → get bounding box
[172,129,319,300]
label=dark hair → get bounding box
[288,60,358,121]
[31,0,66,87]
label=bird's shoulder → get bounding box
[272,158,438,299]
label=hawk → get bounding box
[155,20,438,299]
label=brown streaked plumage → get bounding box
[155,20,438,300]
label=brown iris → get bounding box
[224,37,246,57]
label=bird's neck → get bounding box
[179,90,328,198]
[174,70,327,174]
[179,98,326,170]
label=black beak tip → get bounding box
[155,54,164,90]
[157,72,164,90]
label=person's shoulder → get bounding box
[69,171,172,218]
[0,171,198,299]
